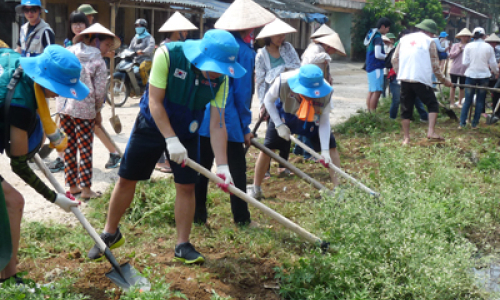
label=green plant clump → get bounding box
[277,140,499,299]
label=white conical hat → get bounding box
[455,28,472,38]
[256,18,296,39]
[382,35,390,43]
[486,33,500,43]
[73,23,121,50]
[214,0,276,31]
[310,24,336,39]
[159,11,198,32]
[315,33,346,56]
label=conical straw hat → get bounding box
[159,11,198,32]
[214,0,276,31]
[256,18,296,39]
[310,24,336,39]
[455,28,472,38]
[486,33,500,43]
[73,23,121,51]
[314,33,346,56]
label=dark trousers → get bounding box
[194,136,251,225]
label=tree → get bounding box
[402,0,446,30]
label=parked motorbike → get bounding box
[106,48,151,107]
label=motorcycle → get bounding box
[106,48,151,107]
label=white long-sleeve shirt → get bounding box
[263,72,333,150]
[463,39,499,78]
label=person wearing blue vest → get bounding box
[87,29,246,265]
[0,45,86,284]
[364,17,391,112]
[14,0,55,58]
[194,0,275,228]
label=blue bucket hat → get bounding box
[20,45,89,100]
[183,29,246,78]
[15,0,48,15]
[439,31,448,38]
[287,65,333,98]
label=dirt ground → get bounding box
[0,60,367,224]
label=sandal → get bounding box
[79,191,102,201]
[158,167,172,173]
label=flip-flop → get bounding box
[68,191,82,197]
[427,136,445,142]
[79,191,102,201]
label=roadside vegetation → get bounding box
[2,96,500,299]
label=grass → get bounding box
[4,96,500,299]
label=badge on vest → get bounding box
[189,120,199,133]
[314,114,320,126]
[174,68,187,80]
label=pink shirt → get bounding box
[449,42,468,76]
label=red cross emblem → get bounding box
[314,90,320,96]
[410,40,417,46]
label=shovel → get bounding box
[437,84,459,122]
[244,113,266,155]
[290,136,380,197]
[486,78,500,125]
[108,47,122,134]
[32,154,150,291]
[99,125,123,157]
[185,158,332,252]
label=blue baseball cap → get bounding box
[20,45,89,100]
[183,29,246,78]
[439,31,448,38]
[287,65,333,98]
[16,0,48,14]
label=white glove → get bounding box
[54,193,80,212]
[165,136,187,165]
[276,124,291,141]
[216,164,233,193]
[320,149,331,168]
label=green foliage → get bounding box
[116,282,187,300]
[477,151,500,172]
[124,179,177,227]
[402,0,446,30]
[210,290,233,300]
[277,140,500,299]
[352,0,446,59]
[0,276,90,299]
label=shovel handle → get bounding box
[33,154,109,252]
[99,126,123,157]
[454,83,500,93]
[289,136,380,197]
[244,113,266,154]
[185,158,326,247]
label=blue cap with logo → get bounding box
[20,45,89,100]
[16,0,48,14]
[183,29,246,78]
[439,31,448,38]
[287,65,333,98]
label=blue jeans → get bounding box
[389,79,428,120]
[460,77,489,127]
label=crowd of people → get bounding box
[1,0,499,288]
[366,17,500,144]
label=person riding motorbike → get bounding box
[128,18,155,86]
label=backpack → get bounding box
[385,47,396,69]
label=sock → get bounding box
[254,185,262,192]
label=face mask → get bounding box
[243,30,254,44]
[135,27,146,35]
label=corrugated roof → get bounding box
[441,0,488,19]
[253,0,326,13]
[127,0,212,9]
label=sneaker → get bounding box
[87,227,125,261]
[173,242,205,264]
[420,119,428,123]
[105,153,121,169]
[248,186,263,200]
[47,157,64,173]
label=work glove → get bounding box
[276,124,291,141]
[320,150,331,168]
[216,164,233,193]
[54,192,80,212]
[166,136,187,165]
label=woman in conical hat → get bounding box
[253,18,301,174]
[302,32,346,84]
[310,24,335,39]
[449,28,472,108]
[194,0,275,227]
[159,11,198,44]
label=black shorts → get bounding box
[450,74,466,89]
[118,113,199,184]
[400,82,439,120]
[264,121,337,152]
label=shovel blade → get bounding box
[106,263,151,292]
[487,114,499,125]
[109,116,122,134]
